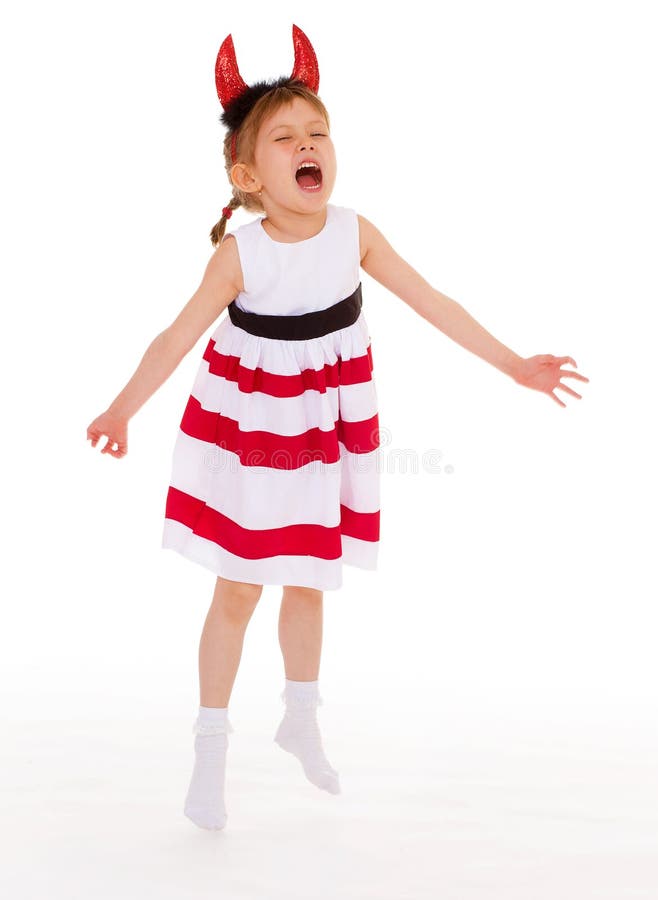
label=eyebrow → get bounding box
[267,120,326,136]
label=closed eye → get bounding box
[275,133,326,141]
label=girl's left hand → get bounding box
[513,355,589,407]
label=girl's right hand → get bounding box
[87,410,129,458]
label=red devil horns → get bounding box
[215,24,319,108]
[290,24,320,93]
[214,34,248,108]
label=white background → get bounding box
[2,0,657,897]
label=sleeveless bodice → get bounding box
[221,203,360,316]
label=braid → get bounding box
[210,195,242,248]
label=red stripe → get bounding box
[202,339,374,397]
[336,413,380,456]
[180,395,379,466]
[164,486,378,559]
[340,503,380,542]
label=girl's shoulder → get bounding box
[219,216,263,262]
[221,215,261,242]
[327,205,362,257]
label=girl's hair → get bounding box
[209,82,331,247]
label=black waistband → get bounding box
[227,282,362,340]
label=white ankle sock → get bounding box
[274,679,341,795]
[184,705,234,830]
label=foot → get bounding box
[274,706,341,795]
[184,727,231,830]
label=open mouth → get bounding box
[295,162,323,192]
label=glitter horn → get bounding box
[215,24,321,162]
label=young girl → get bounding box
[86,24,588,831]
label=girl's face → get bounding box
[249,97,336,211]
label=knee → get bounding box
[282,585,323,603]
[215,577,263,624]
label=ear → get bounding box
[231,162,261,195]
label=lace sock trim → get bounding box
[280,690,324,709]
[192,717,234,736]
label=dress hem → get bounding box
[161,519,378,592]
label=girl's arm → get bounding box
[358,215,588,406]
[358,215,523,379]
[108,237,241,420]
[87,236,242,456]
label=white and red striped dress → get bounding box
[161,203,380,591]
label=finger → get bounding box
[559,368,589,381]
[104,441,127,458]
[556,383,582,399]
[549,391,566,407]
[90,431,108,449]
[557,356,577,367]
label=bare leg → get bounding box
[199,575,263,707]
[278,584,323,680]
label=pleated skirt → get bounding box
[161,282,380,591]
